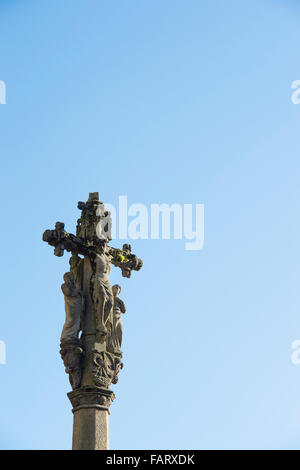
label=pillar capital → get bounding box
[68,386,115,414]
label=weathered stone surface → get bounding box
[68,386,115,411]
[60,338,84,390]
[43,192,142,449]
[72,407,109,450]
[68,386,114,449]
[60,272,83,342]
[108,284,126,356]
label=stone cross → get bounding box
[43,192,142,450]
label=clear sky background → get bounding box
[0,0,300,450]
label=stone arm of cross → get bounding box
[43,222,143,278]
[42,222,94,258]
[109,246,143,278]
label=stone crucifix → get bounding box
[42,192,142,450]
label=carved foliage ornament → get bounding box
[60,339,84,390]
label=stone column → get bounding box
[66,256,116,450]
[68,387,115,450]
[43,193,143,451]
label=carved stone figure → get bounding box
[108,284,126,356]
[60,272,83,342]
[90,246,114,342]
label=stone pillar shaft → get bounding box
[72,408,109,450]
[68,386,115,450]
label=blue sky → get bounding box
[1,0,300,450]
